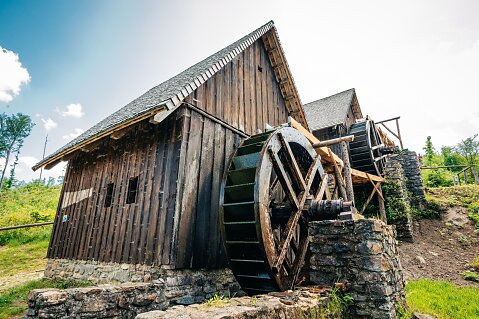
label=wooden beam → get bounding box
[376,116,400,124]
[395,118,404,150]
[340,141,355,203]
[350,168,385,183]
[289,117,344,167]
[313,135,354,148]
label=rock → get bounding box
[415,255,426,264]
[413,312,436,319]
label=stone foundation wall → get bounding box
[309,219,406,319]
[400,150,426,209]
[45,259,241,305]
[383,155,414,240]
[26,283,167,319]
[136,288,328,319]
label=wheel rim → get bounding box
[220,127,327,294]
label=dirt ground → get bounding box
[398,206,479,286]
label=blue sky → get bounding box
[1,0,478,181]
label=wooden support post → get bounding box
[395,118,404,150]
[340,141,355,204]
[329,148,347,200]
[378,185,387,224]
[464,170,468,185]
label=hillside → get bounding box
[0,184,60,292]
[1,183,479,318]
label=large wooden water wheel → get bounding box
[220,127,351,295]
[349,119,387,176]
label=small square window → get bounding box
[104,183,114,208]
[126,177,138,204]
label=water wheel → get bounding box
[349,119,387,176]
[219,127,331,295]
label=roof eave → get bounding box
[32,101,170,171]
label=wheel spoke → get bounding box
[278,132,307,191]
[268,147,299,209]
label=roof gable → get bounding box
[34,21,306,171]
[303,88,363,131]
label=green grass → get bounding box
[406,279,479,319]
[0,238,50,277]
[0,279,90,319]
[0,183,60,246]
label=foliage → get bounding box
[423,169,454,188]
[382,182,410,222]
[441,146,466,172]
[471,256,479,271]
[456,134,479,166]
[201,294,232,308]
[0,182,60,245]
[420,135,479,186]
[423,136,435,166]
[314,287,352,319]
[462,271,479,283]
[0,279,91,319]
[406,279,479,319]
[0,113,35,190]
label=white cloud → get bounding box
[19,156,39,168]
[0,47,30,102]
[41,118,58,131]
[58,103,84,118]
[62,128,84,140]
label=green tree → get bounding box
[456,134,479,166]
[441,146,465,172]
[0,113,35,190]
[423,136,435,166]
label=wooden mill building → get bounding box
[303,88,363,156]
[33,21,309,270]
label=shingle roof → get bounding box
[303,88,356,131]
[35,20,303,171]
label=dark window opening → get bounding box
[104,183,114,208]
[126,177,139,204]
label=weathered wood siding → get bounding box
[47,116,183,265]
[192,39,289,135]
[48,37,290,269]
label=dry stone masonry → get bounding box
[136,288,330,319]
[383,153,415,240]
[309,219,406,319]
[25,283,167,319]
[398,150,426,209]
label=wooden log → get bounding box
[340,141,354,204]
[312,135,354,148]
[0,222,53,231]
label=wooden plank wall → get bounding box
[48,37,291,269]
[192,38,289,135]
[47,115,184,266]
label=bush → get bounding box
[382,182,411,222]
[463,271,479,283]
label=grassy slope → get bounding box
[0,184,60,284]
[406,279,479,319]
